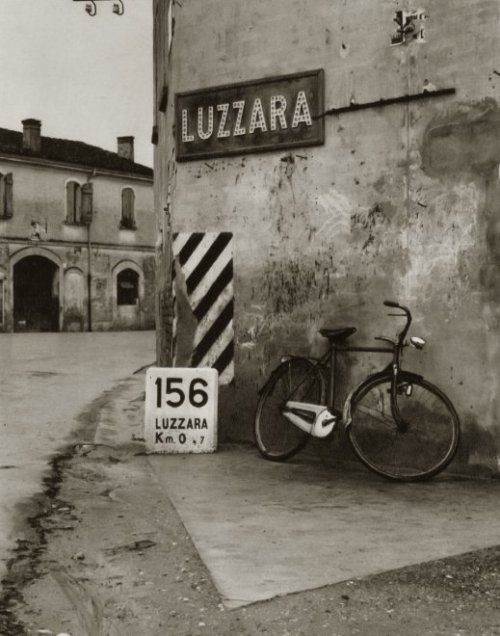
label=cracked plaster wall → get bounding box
[154,0,500,473]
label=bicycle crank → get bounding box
[282,402,338,438]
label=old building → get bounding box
[0,119,155,332]
[153,1,500,474]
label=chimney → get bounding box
[117,136,134,162]
[22,119,42,153]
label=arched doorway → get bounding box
[13,256,60,332]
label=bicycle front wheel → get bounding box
[254,358,324,462]
[348,374,460,481]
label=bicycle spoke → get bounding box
[349,376,459,481]
[254,358,323,461]
[356,404,394,428]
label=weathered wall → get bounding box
[0,243,155,332]
[154,0,500,473]
[0,161,154,246]
[0,160,155,331]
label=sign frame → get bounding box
[175,69,325,162]
[145,367,218,454]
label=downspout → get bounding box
[86,222,92,332]
[85,168,96,332]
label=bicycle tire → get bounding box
[254,357,325,462]
[348,373,460,481]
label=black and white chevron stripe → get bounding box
[173,232,234,384]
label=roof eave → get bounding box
[0,151,153,182]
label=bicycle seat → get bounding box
[319,327,357,342]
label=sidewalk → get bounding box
[6,370,500,635]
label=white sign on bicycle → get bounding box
[145,367,218,454]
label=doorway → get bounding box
[13,256,60,332]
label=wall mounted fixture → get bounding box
[73,0,124,17]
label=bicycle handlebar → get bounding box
[383,300,412,345]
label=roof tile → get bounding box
[0,127,153,177]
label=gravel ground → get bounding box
[1,379,500,636]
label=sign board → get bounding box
[176,69,324,161]
[145,367,218,454]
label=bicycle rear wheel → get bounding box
[254,358,324,461]
[348,374,460,481]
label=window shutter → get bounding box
[121,188,135,229]
[66,181,80,224]
[81,182,93,224]
[66,183,72,222]
[4,173,13,218]
[0,175,5,218]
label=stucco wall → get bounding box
[0,159,155,332]
[0,161,154,246]
[0,243,155,332]
[154,0,500,473]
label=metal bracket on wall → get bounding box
[318,88,456,119]
[72,0,124,16]
[158,86,169,113]
[151,125,159,145]
[391,9,428,46]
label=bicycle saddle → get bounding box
[319,327,357,342]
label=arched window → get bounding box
[66,181,82,224]
[117,268,139,305]
[0,173,13,219]
[121,188,136,230]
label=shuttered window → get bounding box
[121,188,136,229]
[66,181,82,224]
[81,183,93,224]
[0,173,13,219]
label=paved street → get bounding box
[4,372,500,636]
[0,331,155,582]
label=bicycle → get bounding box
[254,300,460,481]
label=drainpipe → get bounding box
[84,169,96,332]
[86,223,92,332]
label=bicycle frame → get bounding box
[325,342,394,411]
[279,301,415,434]
[255,300,460,481]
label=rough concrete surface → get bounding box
[150,449,500,609]
[2,372,500,635]
[0,331,156,586]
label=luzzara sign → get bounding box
[175,69,324,161]
[145,367,218,454]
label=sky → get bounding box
[0,0,153,167]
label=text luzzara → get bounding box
[155,417,208,430]
[181,91,313,143]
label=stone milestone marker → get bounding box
[145,367,218,454]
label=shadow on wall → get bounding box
[455,414,499,477]
[421,98,500,180]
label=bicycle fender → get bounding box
[257,357,315,396]
[343,370,423,428]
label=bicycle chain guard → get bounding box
[282,401,338,438]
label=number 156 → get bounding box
[155,377,209,408]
